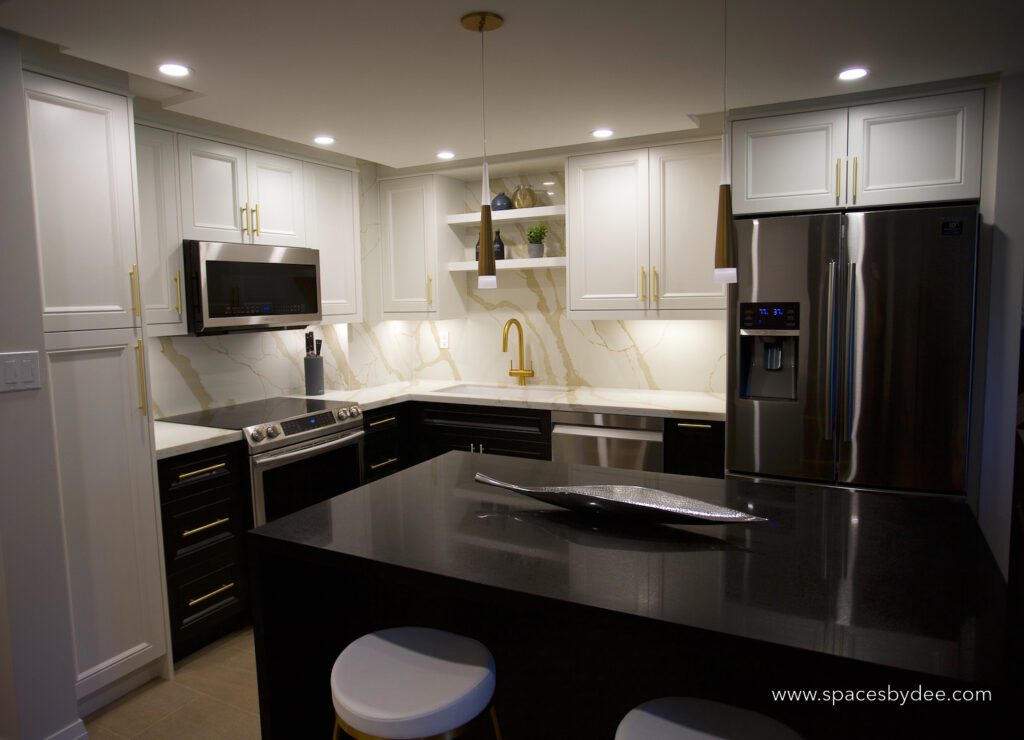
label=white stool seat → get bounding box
[330,627,496,739]
[615,697,802,740]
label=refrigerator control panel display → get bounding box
[740,302,799,331]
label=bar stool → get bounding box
[330,627,501,740]
[615,697,801,740]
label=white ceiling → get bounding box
[1,0,1022,169]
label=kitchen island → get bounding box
[248,452,1011,739]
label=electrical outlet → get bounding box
[439,331,450,349]
[1,351,41,392]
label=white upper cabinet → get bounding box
[135,126,186,334]
[304,162,362,321]
[23,72,140,332]
[379,174,464,318]
[732,108,849,214]
[246,150,306,247]
[847,90,983,206]
[178,135,248,242]
[567,149,650,313]
[649,140,725,312]
[732,89,984,214]
[567,141,724,318]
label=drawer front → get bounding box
[159,442,248,502]
[363,406,402,432]
[418,403,551,439]
[167,553,247,661]
[161,483,246,570]
[365,429,402,481]
[664,419,725,478]
[422,431,551,462]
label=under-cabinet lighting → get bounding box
[437,150,455,160]
[158,62,191,77]
[313,135,335,145]
[592,128,614,138]
[542,180,555,186]
[838,67,869,81]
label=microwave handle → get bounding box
[252,429,364,470]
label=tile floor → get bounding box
[84,629,260,739]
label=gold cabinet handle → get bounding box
[129,264,141,317]
[369,457,398,471]
[188,582,234,608]
[426,273,433,306]
[479,443,484,454]
[652,266,659,300]
[178,462,226,480]
[677,422,712,429]
[134,340,147,417]
[852,156,858,204]
[173,270,183,316]
[182,516,230,538]
[368,416,397,428]
[241,201,250,237]
[252,203,261,237]
[470,443,475,453]
[640,266,647,302]
[836,158,841,205]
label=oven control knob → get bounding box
[250,428,265,442]
[351,406,362,417]
[337,408,350,420]
[265,425,280,438]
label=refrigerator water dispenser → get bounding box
[738,302,798,401]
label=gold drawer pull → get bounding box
[182,516,230,538]
[677,422,712,429]
[188,582,235,608]
[369,457,398,471]
[178,462,226,481]
[368,416,397,428]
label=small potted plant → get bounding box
[526,224,548,258]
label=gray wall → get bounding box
[0,30,83,740]
[978,74,1024,577]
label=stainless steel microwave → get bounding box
[183,240,321,335]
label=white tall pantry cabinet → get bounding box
[23,72,167,709]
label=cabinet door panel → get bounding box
[381,176,434,313]
[178,135,246,242]
[24,73,137,332]
[247,150,305,246]
[304,163,361,319]
[649,140,725,312]
[848,90,983,206]
[567,149,649,311]
[45,328,165,698]
[732,108,848,214]
[136,126,186,333]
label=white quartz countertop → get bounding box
[153,381,724,457]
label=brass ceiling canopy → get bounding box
[460,12,504,32]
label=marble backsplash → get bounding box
[146,161,727,418]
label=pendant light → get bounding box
[461,11,503,290]
[713,0,737,284]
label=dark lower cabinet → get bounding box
[158,442,252,661]
[414,402,551,463]
[362,403,411,483]
[663,418,726,478]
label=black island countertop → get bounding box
[248,452,1012,739]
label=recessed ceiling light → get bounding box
[547,191,555,196]
[838,67,869,81]
[592,128,614,138]
[313,135,335,145]
[158,62,191,78]
[436,150,455,160]
[542,180,555,186]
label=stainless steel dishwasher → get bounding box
[551,411,663,472]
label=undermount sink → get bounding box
[434,384,566,401]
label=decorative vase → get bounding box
[512,186,536,209]
[493,231,505,260]
[491,192,513,211]
[527,242,545,258]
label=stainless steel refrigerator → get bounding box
[726,205,978,493]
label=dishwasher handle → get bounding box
[552,424,663,443]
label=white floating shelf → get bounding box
[446,204,566,226]
[447,257,567,273]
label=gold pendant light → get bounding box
[462,11,503,289]
[713,0,737,284]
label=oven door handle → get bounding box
[252,429,365,470]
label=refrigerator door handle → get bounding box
[824,260,836,441]
[842,262,857,442]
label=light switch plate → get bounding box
[0,351,41,392]
[439,331,450,349]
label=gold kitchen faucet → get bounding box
[502,318,534,386]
